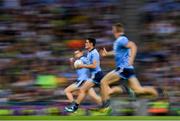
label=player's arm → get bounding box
[78,53,98,69]
[69,57,75,69]
[78,60,97,69]
[100,48,114,57]
[125,41,137,65]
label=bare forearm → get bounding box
[83,64,96,69]
[107,51,114,56]
[130,42,137,62]
[78,60,97,69]
[69,58,75,69]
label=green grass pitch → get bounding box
[0,116,179,120]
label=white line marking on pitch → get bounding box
[0,119,179,121]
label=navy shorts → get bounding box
[115,67,136,80]
[75,80,86,87]
[90,71,104,85]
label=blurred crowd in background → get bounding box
[0,0,179,116]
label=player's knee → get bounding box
[100,79,108,85]
[133,88,144,94]
[64,88,70,94]
[79,88,86,94]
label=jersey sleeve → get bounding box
[118,36,129,47]
[81,57,89,64]
[91,52,99,64]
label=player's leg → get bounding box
[100,68,136,109]
[64,81,94,112]
[87,88,102,105]
[76,81,95,104]
[108,86,122,95]
[100,70,121,107]
[128,77,158,97]
[64,83,78,102]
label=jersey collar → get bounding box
[79,56,84,59]
[89,48,95,52]
[117,34,126,39]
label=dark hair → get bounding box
[87,38,96,47]
[113,23,124,32]
[75,48,83,52]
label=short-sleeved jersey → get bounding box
[76,56,89,81]
[113,35,133,69]
[87,48,101,74]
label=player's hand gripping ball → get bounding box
[74,59,83,69]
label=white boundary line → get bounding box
[0,119,179,121]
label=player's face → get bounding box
[112,26,123,38]
[85,40,91,49]
[74,50,83,59]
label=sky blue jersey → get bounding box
[87,48,101,74]
[113,35,134,69]
[76,56,89,81]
